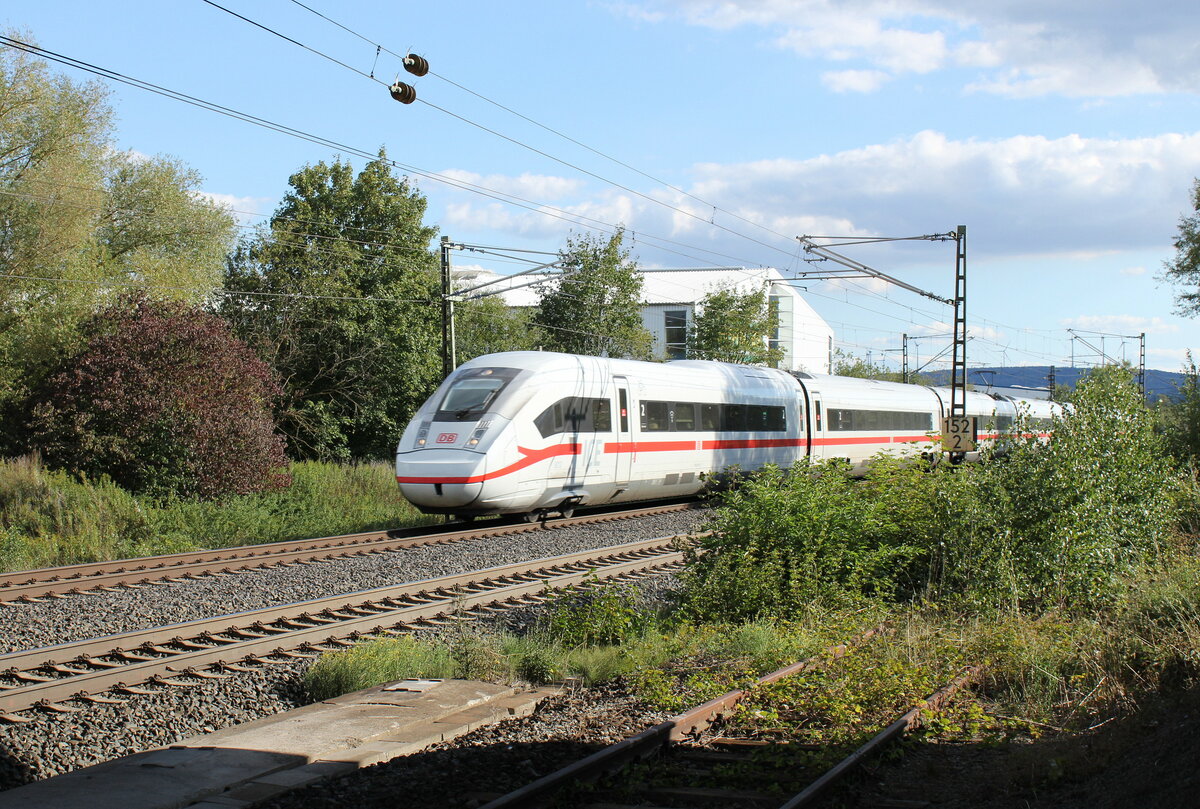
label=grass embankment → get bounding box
[0,455,430,572]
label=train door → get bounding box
[809,392,825,461]
[613,377,632,488]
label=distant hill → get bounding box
[923,366,1188,402]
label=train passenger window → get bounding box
[700,404,720,431]
[672,403,696,431]
[826,409,933,432]
[642,401,670,431]
[764,406,786,431]
[722,404,747,431]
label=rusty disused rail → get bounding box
[0,501,699,602]
[478,632,983,809]
[0,536,688,722]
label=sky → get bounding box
[5,0,1200,375]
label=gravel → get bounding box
[259,679,674,809]
[0,508,706,793]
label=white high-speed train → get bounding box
[394,352,1058,519]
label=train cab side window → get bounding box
[592,399,612,432]
[535,397,612,438]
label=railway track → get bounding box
[0,535,687,723]
[476,630,981,809]
[0,500,698,603]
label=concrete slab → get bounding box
[0,680,558,809]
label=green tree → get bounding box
[221,152,440,461]
[0,38,235,452]
[1158,351,1200,465]
[453,296,541,363]
[1164,178,1200,315]
[533,228,651,359]
[687,283,783,366]
[832,348,905,381]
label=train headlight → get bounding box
[415,422,430,447]
[467,419,492,447]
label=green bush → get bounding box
[684,366,1180,619]
[682,458,936,621]
[933,367,1178,610]
[541,579,649,646]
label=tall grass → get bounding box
[0,455,431,572]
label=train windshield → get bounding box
[434,367,521,421]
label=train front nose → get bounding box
[395,449,488,512]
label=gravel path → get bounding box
[0,508,706,792]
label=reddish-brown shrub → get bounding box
[29,293,290,499]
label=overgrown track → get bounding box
[477,630,981,809]
[0,536,686,722]
[0,501,699,603]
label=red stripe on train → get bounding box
[395,443,580,484]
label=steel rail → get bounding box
[0,501,698,602]
[480,636,980,809]
[780,665,984,808]
[0,537,686,719]
[478,626,884,809]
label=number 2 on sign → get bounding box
[941,416,976,452]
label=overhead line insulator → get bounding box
[389,81,417,104]
[403,54,429,77]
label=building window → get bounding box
[664,309,688,359]
[768,295,782,359]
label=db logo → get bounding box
[436,433,458,444]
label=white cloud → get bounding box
[195,192,272,224]
[621,1,1200,98]
[679,130,1200,259]
[432,130,1200,271]
[1121,266,1147,276]
[1148,347,1193,366]
[1059,314,1179,335]
[822,70,891,93]
[439,169,584,201]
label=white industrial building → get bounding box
[452,265,834,374]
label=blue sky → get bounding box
[6,0,1200,373]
